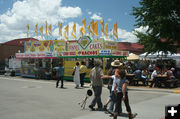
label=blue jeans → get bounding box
[56,76,64,87]
[109,91,122,113]
[90,86,103,108]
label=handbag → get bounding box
[72,67,76,76]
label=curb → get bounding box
[128,87,175,93]
[173,90,180,93]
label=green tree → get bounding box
[132,0,180,54]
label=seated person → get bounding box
[149,67,160,87]
[141,68,149,86]
[133,69,142,79]
[133,69,145,86]
[126,66,133,74]
[167,68,176,80]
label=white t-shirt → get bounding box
[151,70,157,79]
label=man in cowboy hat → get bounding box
[111,60,123,67]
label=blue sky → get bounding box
[0,0,147,43]
[61,0,140,31]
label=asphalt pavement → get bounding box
[0,75,180,119]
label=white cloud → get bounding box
[0,0,82,43]
[134,26,149,34]
[90,13,102,20]
[107,18,112,22]
[98,27,138,43]
[88,11,92,15]
[58,7,82,19]
[117,28,138,43]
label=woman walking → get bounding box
[73,62,80,88]
[113,69,134,119]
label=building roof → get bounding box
[118,42,144,54]
[3,38,38,47]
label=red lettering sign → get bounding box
[79,50,98,56]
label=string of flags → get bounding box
[26,19,118,40]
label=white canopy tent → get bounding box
[139,51,180,67]
[139,51,180,59]
[127,53,139,60]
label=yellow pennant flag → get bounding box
[27,24,29,30]
[90,20,94,38]
[82,28,86,35]
[94,21,98,36]
[80,27,83,37]
[26,24,29,37]
[100,20,104,34]
[82,18,86,34]
[87,25,91,36]
[48,24,52,36]
[90,20,94,31]
[35,23,38,36]
[73,23,76,33]
[113,32,118,39]
[64,32,68,40]
[58,22,62,36]
[105,32,108,38]
[114,22,117,33]
[105,23,108,33]
[45,21,48,35]
[113,22,118,39]
[65,25,69,36]
[39,26,43,37]
[105,23,108,38]
[71,32,76,39]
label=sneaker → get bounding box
[129,114,134,119]
[89,105,95,111]
[96,108,103,111]
[107,109,114,115]
[118,112,123,116]
[103,105,107,111]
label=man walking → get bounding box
[56,62,64,88]
[80,61,87,87]
[89,59,104,111]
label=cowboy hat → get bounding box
[111,60,122,67]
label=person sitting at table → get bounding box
[133,68,142,79]
[127,66,133,74]
[141,68,149,86]
[167,68,176,80]
[149,67,160,87]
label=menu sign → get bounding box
[52,40,66,52]
[25,40,51,53]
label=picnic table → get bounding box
[154,74,168,88]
